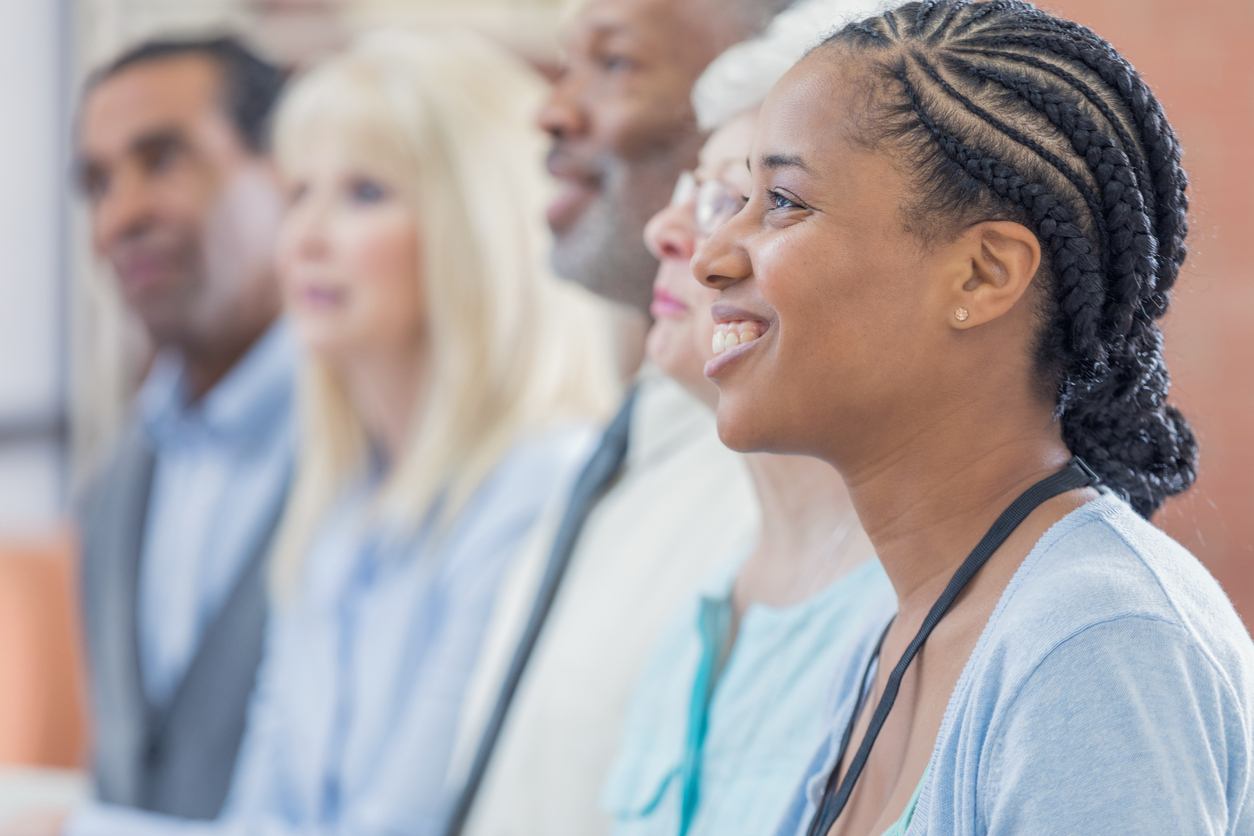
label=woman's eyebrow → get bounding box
[760,152,813,174]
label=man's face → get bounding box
[77,55,282,351]
[539,0,744,313]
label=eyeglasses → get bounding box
[670,171,747,238]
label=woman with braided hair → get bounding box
[690,1,1254,833]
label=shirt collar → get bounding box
[139,318,296,447]
[625,364,718,470]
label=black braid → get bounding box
[955,6,1189,287]
[964,26,1189,293]
[913,0,946,30]
[925,0,972,42]
[845,21,891,45]
[892,65,1108,376]
[884,10,902,37]
[822,0,1197,516]
[949,0,1033,37]
[947,45,1156,230]
[910,53,1111,269]
[940,54,1157,338]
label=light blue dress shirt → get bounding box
[137,321,296,707]
[603,553,894,836]
[69,424,596,836]
[776,494,1254,836]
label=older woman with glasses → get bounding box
[601,3,892,835]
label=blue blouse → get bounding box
[603,553,894,836]
[777,494,1254,835]
[69,426,595,836]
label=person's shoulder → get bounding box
[456,423,600,536]
[491,422,599,489]
[75,421,150,527]
[981,493,1253,692]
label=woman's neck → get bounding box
[733,452,863,612]
[838,404,1078,620]
[342,345,428,469]
[613,306,652,382]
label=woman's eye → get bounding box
[598,52,638,73]
[722,193,749,215]
[767,189,803,211]
[349,178,389,204]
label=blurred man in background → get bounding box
[72,36,292,820]
[448,1,795,834]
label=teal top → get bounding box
[882,768,929,836]
[603,555,895,836]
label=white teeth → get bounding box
[711,320,765,356]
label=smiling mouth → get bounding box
[299,285,347,308]
[712,320,767,355]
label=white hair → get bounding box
[692,0,891,131]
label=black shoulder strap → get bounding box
[442,386,638,836]
[807,458,1099,836]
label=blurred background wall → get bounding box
[0,1,70,533]
[1045,0,1254,626]
[1,0,1251,617]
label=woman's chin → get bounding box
[713,393,814,456]
[646,324,686,369]
[647,331,706,386]
[298,332,357,368]
[714,402,769,453]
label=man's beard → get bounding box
[550,156,680,315]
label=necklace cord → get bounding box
[806,458,1098,836]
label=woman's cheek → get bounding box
[371,222,425,344]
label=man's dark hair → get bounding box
[822,0,1197,517]
[91,34,286,152]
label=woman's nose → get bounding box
[644,200,696,263]
[692,210,751,291]
[279,196,332,264]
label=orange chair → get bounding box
[0,530,88,768]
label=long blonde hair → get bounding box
[269,29,618,591]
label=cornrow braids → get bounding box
[966,15,1190,287]
[821,0,1197,516]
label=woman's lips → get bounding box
[650,287,689,320]
[297,284,347,309]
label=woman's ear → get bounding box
[945,220,1042,329]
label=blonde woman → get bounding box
[60,28,616,836]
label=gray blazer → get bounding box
[78,426,287,819]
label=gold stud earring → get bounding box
[954,307,970,323]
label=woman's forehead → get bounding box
[698,110,757,178]
[754,52,866,169]
[283,124,410,178]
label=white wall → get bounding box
[0,0,68,530]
